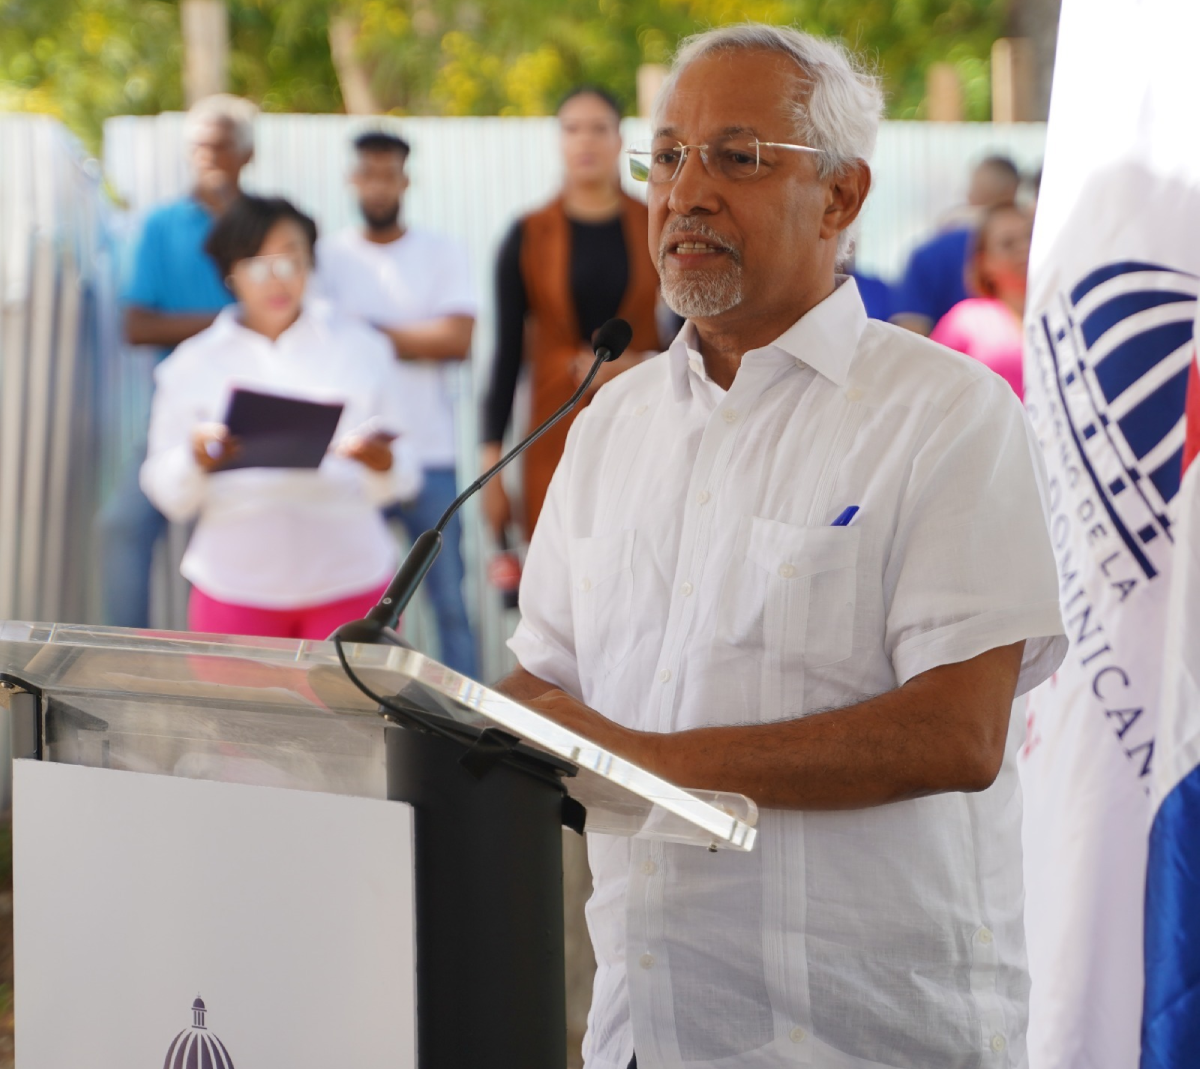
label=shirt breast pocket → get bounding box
[569,530,637,675]
[720,517,860,675]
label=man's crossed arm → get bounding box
[377,314,474,362]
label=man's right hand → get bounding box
[191,424,240,473]
[480,442,512,537]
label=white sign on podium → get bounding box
[14,760,417,1068]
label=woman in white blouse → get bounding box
[140,195,421,639]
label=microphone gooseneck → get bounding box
[331,317,634,647]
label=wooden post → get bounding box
[992,37,1036,123]
[181,0,230,106]
[926,63,964,122]
[329,13,381,115]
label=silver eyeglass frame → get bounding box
[627,138,822,183]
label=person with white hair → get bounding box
[99,93,257,630]
[495,23,1067,1069]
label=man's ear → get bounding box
[820,159,871,242]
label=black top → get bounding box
[483,214,630,445]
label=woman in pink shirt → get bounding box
[930,203,1033,398]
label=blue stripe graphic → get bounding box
[1116,366,1190,460]
[1081,291,1194,349]
[1071,261,1194,304]
[1094,321,1194,402]
[1148,445,1185,506]
[1141,763,1200,1069]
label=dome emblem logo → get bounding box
[162,996,236,1069]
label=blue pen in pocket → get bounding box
[831,506,859,527]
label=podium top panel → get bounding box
[0,623,756,851]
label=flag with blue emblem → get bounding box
[1019,1,1200,1066]
[1142,314,1200,1069]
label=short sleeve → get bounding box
[891,229,973,328]
[890,241,939,324]
[883,375,1067,696]
[342,323,424,503]
[427,238,478,318]
[506,420,584,698]
[854,274,893,322]
[123,212,166,309]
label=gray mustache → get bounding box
[658,219,741,263]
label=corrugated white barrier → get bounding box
[0,115,126,626]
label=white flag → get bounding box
[1020,1,1200,1066]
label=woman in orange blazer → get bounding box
[482,87,663,540]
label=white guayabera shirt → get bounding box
[511,279,1068,1069]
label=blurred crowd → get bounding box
[102,91,1038,669]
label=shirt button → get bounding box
[990,1035,1006,1053]
[658,669,672,683]
[846,386,864,402]
[639,953,655,969]
[680,581,694,597]
[977,927,994,945]
[696,490,711,505]
[633,404,648,416]
[789,1027,807,1043]
[642,860,657,875]
[722,409,738,423]
[579,577,592,592]
[778,563,796,579]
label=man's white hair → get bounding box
[185,94,258,155]
[655,23,884,261]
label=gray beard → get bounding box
[660,259,745,319]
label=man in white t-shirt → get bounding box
[316,131,479,676]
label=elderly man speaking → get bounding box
[498,23,1066,1069]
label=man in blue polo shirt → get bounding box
[890,154,1020,336]
[98,94,256,628]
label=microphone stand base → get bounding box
[328,617,412,648]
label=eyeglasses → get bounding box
[234,253,308,284]
[627,137,821,184]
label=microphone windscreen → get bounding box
[593,318,634,362]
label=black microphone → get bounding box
[331,317,634,647]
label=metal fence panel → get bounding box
[0,114,122,625]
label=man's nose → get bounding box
[667,149,720,216]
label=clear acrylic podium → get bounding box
[0,622,757,1068]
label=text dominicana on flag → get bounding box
[1019,1,1200,1067]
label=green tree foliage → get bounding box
[0,0,1008,151]
[0,0,184,144]
[395,0,1006,119]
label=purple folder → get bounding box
[220,387,345,470]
